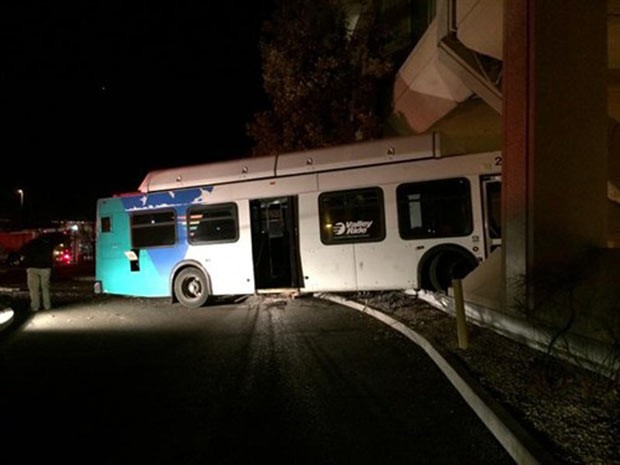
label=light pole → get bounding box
[16,189,24,208]
[16,189,25,228]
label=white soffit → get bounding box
[396,19,471,102]
[456,0,504,60]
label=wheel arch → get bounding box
[417,244,479,291]
[169,260,212,304]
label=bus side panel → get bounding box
[97,198,131,295]
[354,186,418,290]
[97,197,188,298]
[96,198,172,297]
[297,193,357,292]
[313,164,424,292]
[184,201,255,295]
[469,178,490,261]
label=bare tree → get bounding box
[248,0,393,156]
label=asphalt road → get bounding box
[0,294,514,465]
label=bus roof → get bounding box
[138,133,440,193]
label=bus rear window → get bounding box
[187,203,239,244]
[397,178,472,239]
[101,217,111,233]
[319,187,385,244]
[131,210,176,248]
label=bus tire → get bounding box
[173,267,210,308]
[422,247,478,293]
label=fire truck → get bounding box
[0,221,94,267]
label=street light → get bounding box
[16,189,24,208]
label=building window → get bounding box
[319,187,385,244]
[397,178,472,239]
[131,210,176,248]
[187,203,239,244]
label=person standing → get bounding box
[20,235,56,312]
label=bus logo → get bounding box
[334,220,373,236]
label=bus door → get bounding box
[481,176,502,256]
[250,196,302,290]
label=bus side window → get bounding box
[130,210,176,248]
[397,178,472,239]
[187,203,239,244]
[318,187,385,244]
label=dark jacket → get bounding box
[21,237,55,268]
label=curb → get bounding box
[417,289,619,379]
[316,292,558,465]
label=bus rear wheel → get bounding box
[174,267,210,308]
[423,248,478,293]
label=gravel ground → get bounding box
[2,270,618,464]
[343,291,620,465]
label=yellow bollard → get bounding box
[452,279,469,350]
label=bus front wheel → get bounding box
[174,267,210,308]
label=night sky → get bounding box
[1,1,274,224]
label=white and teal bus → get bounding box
[95,133,501,307]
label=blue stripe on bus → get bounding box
[98,188,214,297]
